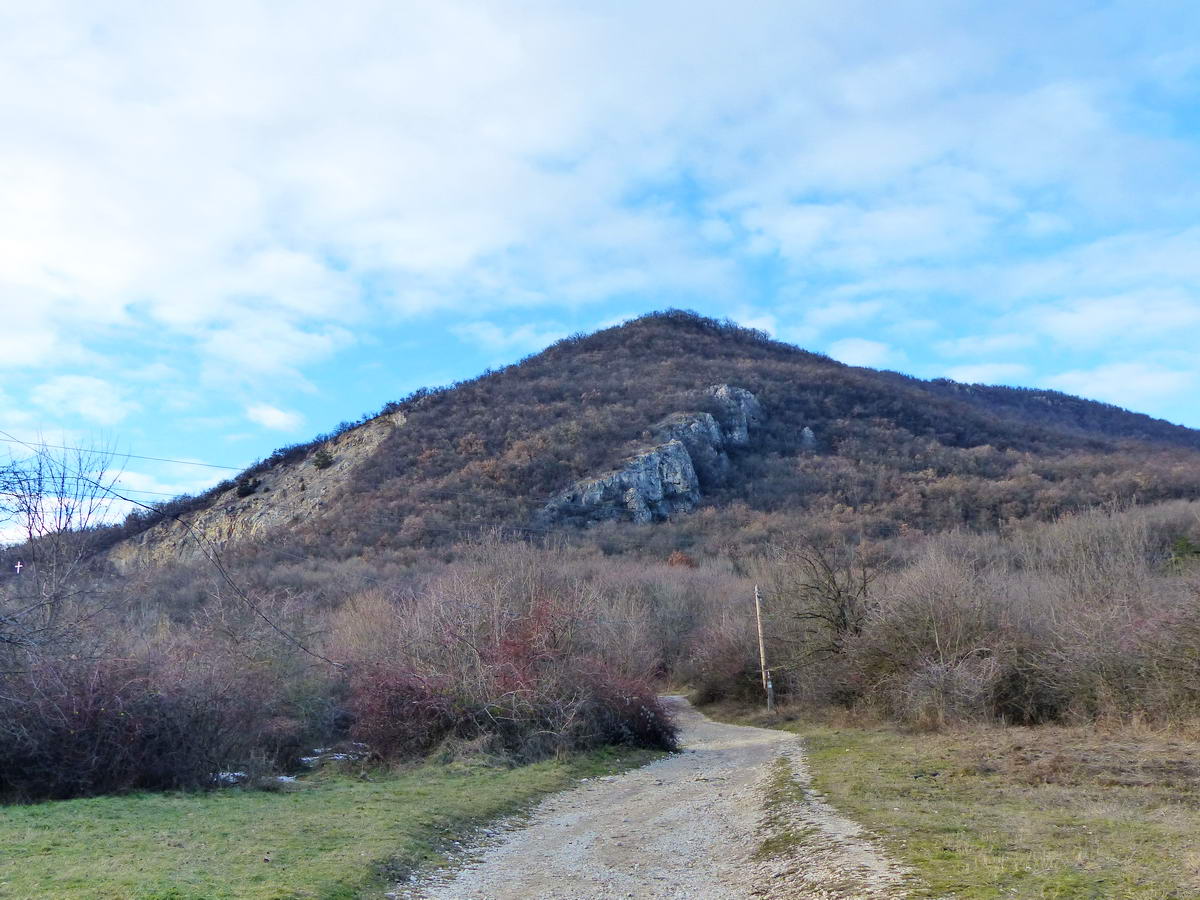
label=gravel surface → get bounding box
[392,697,908,899]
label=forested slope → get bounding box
[101,310,1200,565]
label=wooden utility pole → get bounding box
[754,584,773,710]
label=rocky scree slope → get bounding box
[110,411,404,569]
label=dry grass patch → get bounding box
[709,704,1200,899]
[973,724,1200,791]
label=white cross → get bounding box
[13,561,22,574]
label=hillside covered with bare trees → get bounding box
[82,311,1200,569]
[5,311,1200,803]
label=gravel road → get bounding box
[393,697,908,900]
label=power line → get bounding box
[2,485,185,499]
[0,428,342,669]
[2,471,213,499]
[109,485,189,497]
[0,438,244,471]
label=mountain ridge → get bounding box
[102,310,1200,566]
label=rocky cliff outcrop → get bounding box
[109,411,404,570]
[540,385,763,525]
[652,385,765,487]
[707,384,764,446]
[652,412,729,486]
[540,438,700,525]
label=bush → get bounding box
[684,506,1200,728]
[332,539,678,762]
[681,615,760,705]
[0,652,283,800]
[667,550,698,568]
[346,666,456,758]
[573,665,678,749]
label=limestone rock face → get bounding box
[541,385,764,525]
[541,439,700,525]
[707,384,764,446]
[652,412,730,486]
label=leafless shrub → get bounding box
[0,444,124,653]
[680,609,759,704]
[328,538,679,762]
[894,655,1003,730]
[0,645,285,800]
[686,504,1200,728]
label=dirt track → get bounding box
[393,697,908,900]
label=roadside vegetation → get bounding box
[694,501,1200,896]
[0,515,681,802]
[5,425,1200,896]
[692,501,1200,730]
[4,445,1199,802]
[717,707,1200,898]
[0,747,659,900]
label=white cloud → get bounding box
[0,304,64,368]
[1044,363,1196,411]
[3,0,1200,428]
[945,363,1029,384]
[4,4,1191,321]
[594,312,639,331]
[31,376,137,426]
[936,333,1035,356]
[828,338,899,368]
[730,309,778,336]
[245,403,304,431]
[111,467,227,501]
[783,298,886,344]
[452,321,569,353]
[201,321,354,382]
[1034,289,1200,348]
[1000,228,1200,303]
[742,199,993,270]
[805,300,886,331]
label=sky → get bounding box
[2,0,1200,518]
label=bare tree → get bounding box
[763,536,878,660]
[0,442,124,652]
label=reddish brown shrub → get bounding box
[330,540,680,761]
[571,663,678,749]
[0,652,282,800]
[346,666,456,758]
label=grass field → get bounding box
[709,704,1200,899]
[0,749,661,900]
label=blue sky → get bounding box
[3,0,1200,516]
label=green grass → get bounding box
[753,756,820,861]
[0,748,661,900]
[710,704,1200,899]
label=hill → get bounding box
[7,311,1200,825]
[104,310,1200,567]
